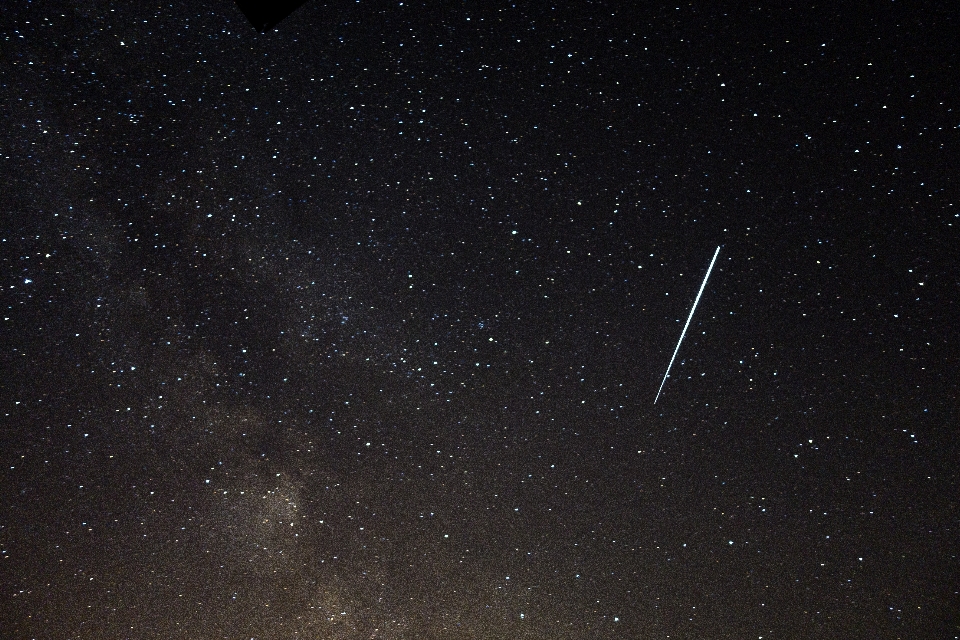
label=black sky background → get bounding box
[1,1,958,638]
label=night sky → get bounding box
[2,2,958,638]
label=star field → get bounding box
[1,2,958,638]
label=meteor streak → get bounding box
[654,246,721,404]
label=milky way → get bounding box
[2,2,957,638]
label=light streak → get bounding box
[654,246,721,404]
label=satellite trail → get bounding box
[654,246,721,404]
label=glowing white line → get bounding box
[654,246,721,404]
